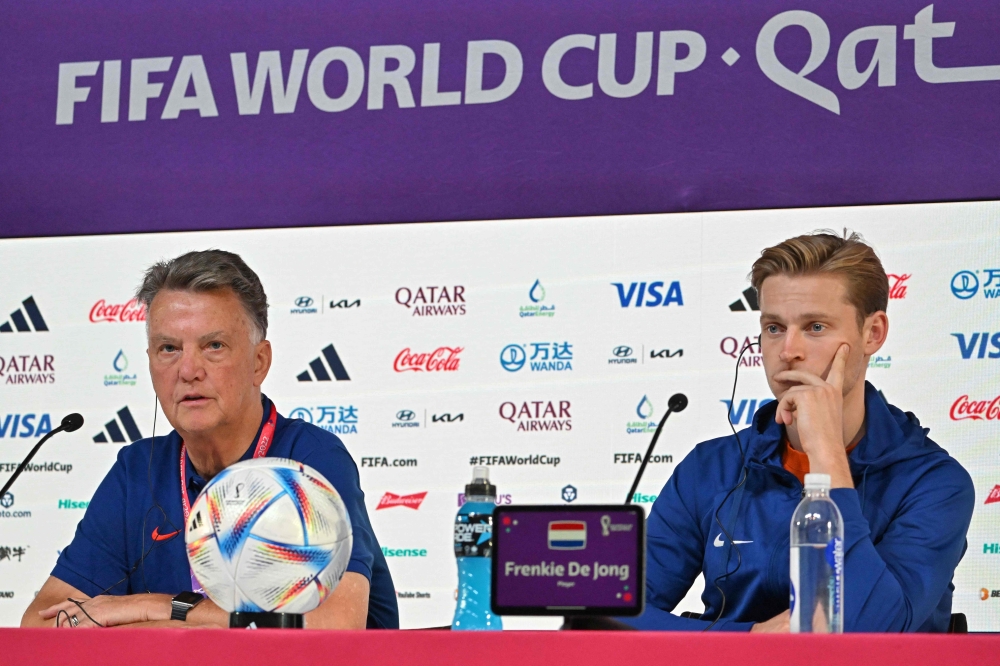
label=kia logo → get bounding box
[613,346,633,358]
[396,410,416,421]
[295,296,314,307]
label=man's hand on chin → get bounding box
[773,344,854,489]
[751,609,790,633]
[40,593,174,628]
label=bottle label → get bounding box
[825,537,844,616]
[454,513,493,557]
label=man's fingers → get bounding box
[772,370,825,387]
[827,343,850,390]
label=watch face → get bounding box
[174,591,203,606]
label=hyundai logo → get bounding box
[951,271,979,300]
[613,346,633,358]
[295,296,314,307]
[396,410,416,422]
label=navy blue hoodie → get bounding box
[627,382,974,632]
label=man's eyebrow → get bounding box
[760,311,833,323]
[197,330,226,344]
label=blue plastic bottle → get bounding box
[452,466,502,630]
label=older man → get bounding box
[21,250,398,629]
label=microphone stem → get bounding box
[625,408,674,504]
[0,426,65,498]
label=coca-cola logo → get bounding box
[89,299,146,323]
[376,492,427,510]
[393,347,463,372]
[887,273,910,299]
[950,394,1000,421]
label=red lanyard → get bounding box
[179,403,277,520]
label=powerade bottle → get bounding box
[790,473,844,633]
[452,466,502,630]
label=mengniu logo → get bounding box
[0,414,53,439]
[950,395,1000,421]
[0,546,27,563]
[376,491,427,510]
[951,269,1000,301]
[520,279,556,318]
[626,396,657,435]
[297,344,350,381]
[721,336,762,367]
[953,333,1000,359]
[92,406,142,443]
[89,298,146,323]
[986,485,1000,505]
[0,296,48,333]
[887,273,910,299]
[0,354,55,385]
[729,287,759,312]
[393,347,463,372]
[288,405,358,435]
[612,281,683,308]
[721,398,774,425]
[500,342,573,372]
[499,400,571,432]
[104,350,137,387]
[392,410,419,428]
[395,286,466,316]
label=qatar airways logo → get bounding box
[950,395,1000,421]
[395,286,466,317]
[393,347,463,372]
[89,299,146,323]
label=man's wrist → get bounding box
[137,594,174,622]
[806,450,853,488]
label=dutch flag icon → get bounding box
[548,520,587,550]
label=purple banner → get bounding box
[3,1,1000,237]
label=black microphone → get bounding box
[0,413,83,499]
[624,394,687,504]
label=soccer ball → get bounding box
[185,458,353,614]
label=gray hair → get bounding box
[136,249,268,344]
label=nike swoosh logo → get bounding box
[151,526,180,542]
[714,533,753,547]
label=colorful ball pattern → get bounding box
[185,458,353,614]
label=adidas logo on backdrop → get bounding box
[297,344,350,381]
[729,288,760,312]
[0,297,48,333]
[93,407,143,443]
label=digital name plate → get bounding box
[491,505,645,616]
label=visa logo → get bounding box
[952,333,1000,359]
[720,399,773,425]
[611,281,683,308]
[0,413,53,438]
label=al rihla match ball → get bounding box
[185,458,352,614]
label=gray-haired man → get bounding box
[22,250,398,629]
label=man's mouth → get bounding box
[180,394,210,405]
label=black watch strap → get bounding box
[171,592,204,622]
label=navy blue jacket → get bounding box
[53,396,399,628]
[627,382,974,632]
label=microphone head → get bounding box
[668,393,688,413]
[61,413,84,433]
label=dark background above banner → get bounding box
[2,0,1000,238]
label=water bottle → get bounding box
[790,473,844,633]
[452,466,502,630]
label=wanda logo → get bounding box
[377,492,427,510]
[393,347,463,372]
[887,274,910,299]
[950,395,1000,421]
[90,299,146,323]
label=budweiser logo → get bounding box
[986,485,1000,505]
[377,492,427,510]
[887,273,910,299]
[90,298,146,323]
[393,347,463,372]
[950,395,1000,421]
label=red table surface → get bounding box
[3,628,997,666]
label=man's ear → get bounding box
[254,340,272,387]
[863,311,889,356]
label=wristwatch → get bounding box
[170,591,205,622]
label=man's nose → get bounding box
[778,329,806,363]
[177,347,205,382]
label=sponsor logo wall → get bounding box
[0,202,999,630]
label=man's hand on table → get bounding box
[750,610,790,633]
[40,593,177,628]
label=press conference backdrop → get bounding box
[0,202,997,629]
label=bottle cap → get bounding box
[465,466,496,499]
[803,473,831,489]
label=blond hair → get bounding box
[750,230,888,327]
